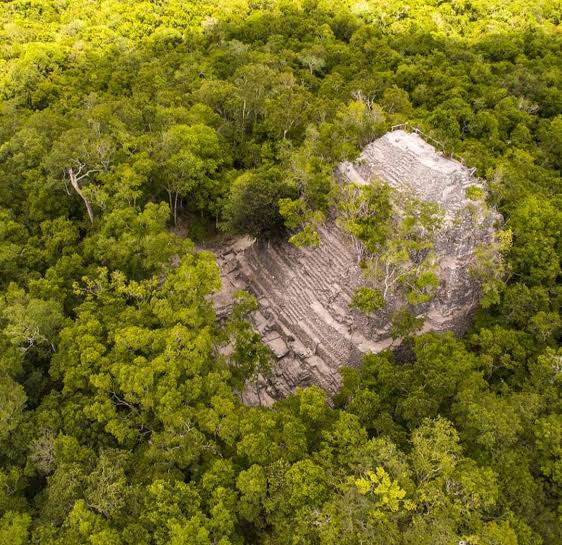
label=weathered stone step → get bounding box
[297,255,338,295]
[279,299,307,325]
[307,241,351,279]
[305,309,354,367]
[316,228,357,271]
[267,250,331,305]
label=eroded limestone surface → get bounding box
[214,130,500,405]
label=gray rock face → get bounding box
[214,130,500,405]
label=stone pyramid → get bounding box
[214,129,500,405]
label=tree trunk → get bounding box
[68,168,94,223]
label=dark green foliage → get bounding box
[224,167,296,237]
[0,1,560,544]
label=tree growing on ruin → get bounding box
[336,182,443,313]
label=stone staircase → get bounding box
[215,129,501,405]
[238,224,364,372]
[353,131,488,222]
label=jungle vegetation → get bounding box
[0,1,561,544]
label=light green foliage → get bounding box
[337,182,443,311]
[223,291,273,389]
[352,467,415,516]
[278,198,309,231]
[157,124,225,224]
[279,199,324,247]
[0,1,560,545]
[351,286,385,313]
[0,211,34,288]
[411,417,462,484]
[508,197,562,286]
[336,182,393,254]
[406,271,439,305]
[236,465,267,524]
[83,203,186,277]
[333,100,386,150]
[0,512,31,545]
[465,185,484,201]
[288,223,322,248]
[471,228,512,308]
[283,459,328,510]
[1,285,65,353]
[0,377,26,440]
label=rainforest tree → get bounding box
[0,1,560,544]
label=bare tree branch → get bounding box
[67,166,96,223]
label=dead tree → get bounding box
[67,163,96,223]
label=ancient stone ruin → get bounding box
[214,129,501,405]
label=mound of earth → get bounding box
[214,129,501,405]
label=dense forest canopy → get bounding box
[0,1,560,544]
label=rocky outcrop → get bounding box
[214,130,501,405]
